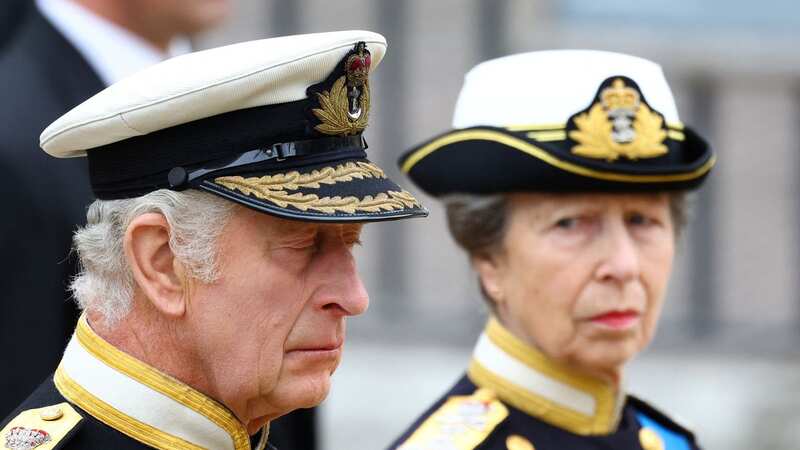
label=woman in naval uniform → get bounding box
[390,50,715,450]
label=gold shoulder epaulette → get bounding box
[397,388,508,450]
[1,402,83,449]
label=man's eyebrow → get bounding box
[340,224,364,235]
[271,220,318,236]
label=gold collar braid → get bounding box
[468,317,625,435]
[55,315,253,449]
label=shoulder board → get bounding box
[1,402,83,450]
[397,388,508,450]
[628,395,698,450]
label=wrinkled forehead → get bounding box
[505,192,672,220]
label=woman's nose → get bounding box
[594,222,641,283]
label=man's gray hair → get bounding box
[70,190,235,325]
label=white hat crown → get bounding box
[452,49,680,129]
[41,30,386,158]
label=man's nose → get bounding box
[320,246,369,317]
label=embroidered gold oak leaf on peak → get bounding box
[256,190,419,214]
[569,103,668,161]
[212,188,418,214]
[215,161,386,192]
[214,162,420,214]
[312,76,370,136]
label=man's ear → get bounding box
[124,213,188,317]
[472,253,506,306]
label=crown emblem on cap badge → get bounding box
[4,426,52,450]
[312,42,371,136]
[569,78,668,161]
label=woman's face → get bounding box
[475,193,675,381]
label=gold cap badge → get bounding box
[312,41,371,136]
[569,77,668,161]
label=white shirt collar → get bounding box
[36,0,191,86]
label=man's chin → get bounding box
[277,370,334,408]
[292,379,332,410]
[245,376,331,432]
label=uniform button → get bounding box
[506,434,535,450]
[473,388,497,403]
[39,406,63,421]
[639,427,664,450]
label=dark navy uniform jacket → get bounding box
[0,316,275,450]
[389,319,700,450]
[1,377,274,450]
[389,375,699,450]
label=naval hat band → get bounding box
[401,128,714,184]
[85,100,312,199]
[168,135,367,190]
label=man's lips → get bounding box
[588,310,640,329]
[286,339,344,353]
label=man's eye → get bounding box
[291,241,318,252]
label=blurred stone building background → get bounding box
[199,1,800,449]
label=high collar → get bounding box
[55,315,266,450]
[468,317,626,435]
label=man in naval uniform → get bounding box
[390,50,714,450]
[0,31,426,450]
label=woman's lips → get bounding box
[589,310,640,329]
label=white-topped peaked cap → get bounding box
[39,31,428,223]
[41,30,387,157]
[399,49,714,196]
[452,49,680,129]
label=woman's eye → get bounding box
[555,217,577,229]
[627,213,652,226]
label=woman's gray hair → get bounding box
[444,194,509,260]
[443,191,689,305]
[70,190,235,325]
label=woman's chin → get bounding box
[572,340,640,380]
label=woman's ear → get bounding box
[472,253,506,306]
[123,213,188,317]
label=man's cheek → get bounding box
[256,343,286,389]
